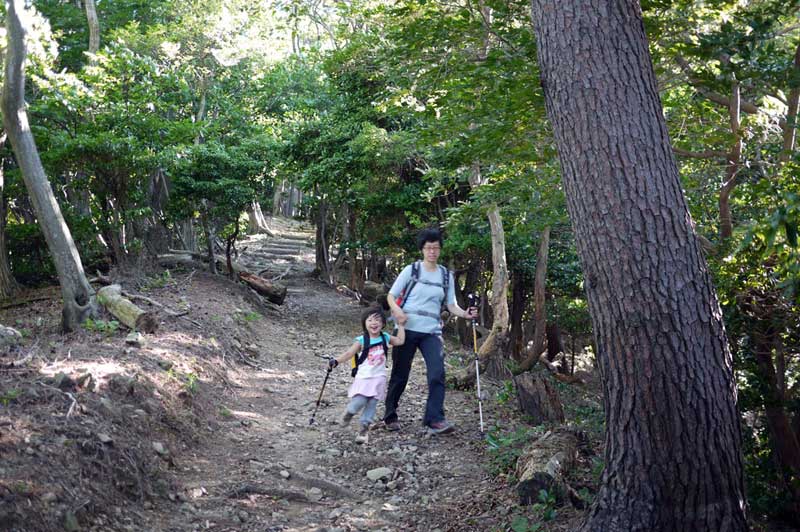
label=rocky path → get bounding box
[148,218,511,532]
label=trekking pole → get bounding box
[309,362,333,425]
[468,294,485,433]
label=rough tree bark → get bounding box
[518,227,550,372]
[530,1,748,530]
[2,0,97,330]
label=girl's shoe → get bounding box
[355,425,369,444]
[341,411,354,425]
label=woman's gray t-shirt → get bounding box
[390,262,456,334]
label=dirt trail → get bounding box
[142,218,512,532]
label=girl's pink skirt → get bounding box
[348,375,387,401]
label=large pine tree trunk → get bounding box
[530,1,747,530]
[2,0,97,330]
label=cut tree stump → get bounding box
[515,428,580,507]
[514,370,564,425]
[238,272,287,305]
[97,284,159,333]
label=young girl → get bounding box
[328,307,405,444]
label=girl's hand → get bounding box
[328,358,338,369]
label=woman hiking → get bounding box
[383,228,478,435]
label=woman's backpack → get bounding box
[395,261,450,312]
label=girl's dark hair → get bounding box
[416,227,443,250]
[361,306,387,333]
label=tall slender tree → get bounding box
[530,1,748,530]
[83,0,99,57]
[0,133,19,299]
[3,0,96,330]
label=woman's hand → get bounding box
[464,307,478,320]
[393,309,408,325]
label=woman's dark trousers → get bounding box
[383,330,445,427]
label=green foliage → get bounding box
[235,310,261,324]
[0,389,21,407]
[82,319,120,335]
[4,221,56,287]
[143,270,174,291]
[505,490,557,532]
[509,515,541,532]
[485,425,544,478]
[496,380,516,405]
[184,372,199,395]
[166,368,200,396]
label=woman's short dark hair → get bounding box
[361,306,387,332]
[416,228,443,250]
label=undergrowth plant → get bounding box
[82,319,120,335]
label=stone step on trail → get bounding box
[252,250,311,260]
[253,246,312,256]
[264,240,313,249]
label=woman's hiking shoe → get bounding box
[341,411,354,425]
[427,420,455,435]
[355,425,369,444]
[384,420,400,432]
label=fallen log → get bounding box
[515,428,582,507]
[239,272,287,305]
[167,249,247,276]
[156,253,203,270]
[514,370,565,425]
[97,284,159,333]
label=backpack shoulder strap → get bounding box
[358,333,370,365]
[399,261,421,309]
[439,265,450,304]
[352,333,370,377]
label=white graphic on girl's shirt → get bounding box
[366,344,386,367]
